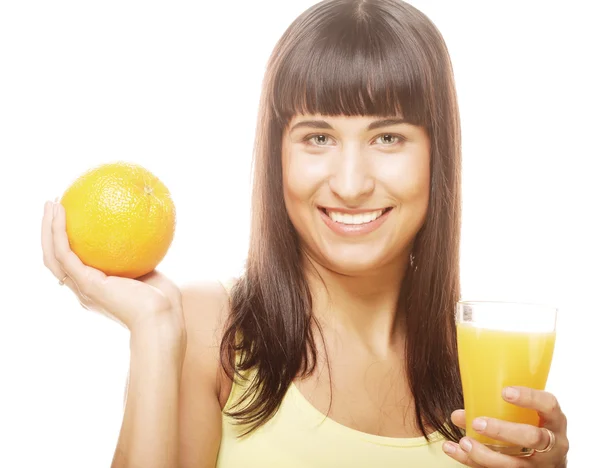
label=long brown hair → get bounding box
[220,0,464,442]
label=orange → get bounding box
[60,162,176,279]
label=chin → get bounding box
[317,243,397,277]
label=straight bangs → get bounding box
[270,8,432,128]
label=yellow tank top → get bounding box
[216,367,463,467]
[216,280,462,467]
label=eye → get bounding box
[305,134,333,146]
[374,134,406,145]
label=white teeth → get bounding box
[327,209,384,225]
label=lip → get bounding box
[319,207,393,236]
[318,206,388,215]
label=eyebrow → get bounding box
[289,118,407,133]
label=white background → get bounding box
[1,1,598,466]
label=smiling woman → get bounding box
[282,115,431,274]
[217,0,466,465]
[39,1,571,467]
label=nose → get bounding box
[328,144,375,206]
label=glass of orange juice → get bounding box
[456,301,557,457]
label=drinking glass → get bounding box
[456,301,557,456]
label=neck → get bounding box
[305,253,411,356]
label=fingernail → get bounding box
[443,442,456,454]
[472,418,487,431]
[503,387,519,401]
[53,202,59,215]
[460,438,473,452]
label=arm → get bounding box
[112,281,229,468]
[178,281,231,468]
[112,323,186,468]
[42,201,197,467]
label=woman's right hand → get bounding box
[41,200,185,337]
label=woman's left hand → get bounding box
[443,386,569,467]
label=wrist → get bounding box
[129,313,187,357]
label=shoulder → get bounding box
[179,278,236,407]
[177,279,236,466]
[180,279,232,329]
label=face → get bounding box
[282,114,431,276]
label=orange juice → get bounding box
[457,322,556,447]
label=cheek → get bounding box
[380,153,430,203]
[283,153,329,206]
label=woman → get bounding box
[41,0,570,467]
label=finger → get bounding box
[42,201,92,310]
[442,441,485,468]
[451,409,466,429]
[51,202,105,298]
[470,416,552,452]
[45,201,81,293]
[454,437,528,468]
[503,387,565,428]
[42,201,64,279]
[42,201,79,291]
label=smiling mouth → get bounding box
[318,207,393,225]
